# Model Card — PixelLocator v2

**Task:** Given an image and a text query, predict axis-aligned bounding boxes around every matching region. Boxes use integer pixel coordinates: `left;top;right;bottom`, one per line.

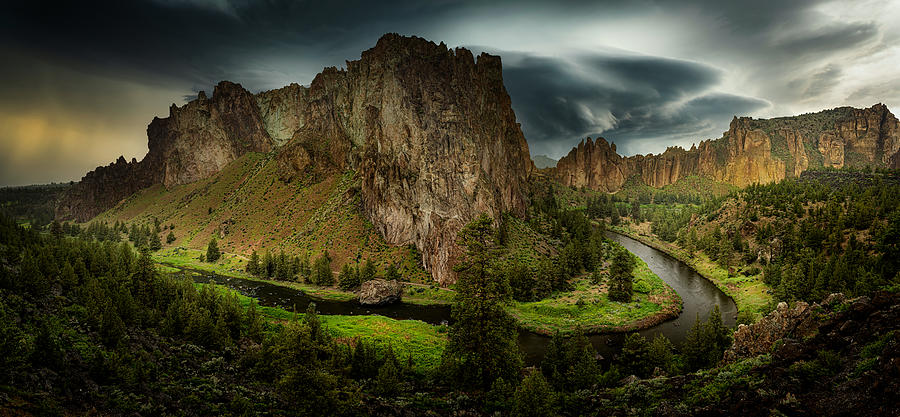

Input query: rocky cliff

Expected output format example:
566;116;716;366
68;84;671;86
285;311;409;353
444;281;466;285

57;81;275;221
260;34;533;284
556;104;900;191
57;34;533;285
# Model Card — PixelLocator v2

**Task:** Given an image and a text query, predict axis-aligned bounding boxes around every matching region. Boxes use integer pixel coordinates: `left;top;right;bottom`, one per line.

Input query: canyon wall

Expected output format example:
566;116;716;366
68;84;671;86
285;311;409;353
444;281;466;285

57;34;533;285
264;34;533;284
555;104;900;191
57;81;275;221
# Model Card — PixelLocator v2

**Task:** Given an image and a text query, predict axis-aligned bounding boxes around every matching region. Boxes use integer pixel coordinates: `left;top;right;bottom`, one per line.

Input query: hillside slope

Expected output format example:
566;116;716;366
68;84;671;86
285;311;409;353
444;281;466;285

58;34;535;284
673;169;900;302
93;152;430;281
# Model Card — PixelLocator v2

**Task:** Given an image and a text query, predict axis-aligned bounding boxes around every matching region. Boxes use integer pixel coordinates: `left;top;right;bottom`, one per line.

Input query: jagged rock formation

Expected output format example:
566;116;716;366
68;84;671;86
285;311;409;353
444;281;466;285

57;82;275;220
722;297;828;363
57;34;533;285
556;104;900;191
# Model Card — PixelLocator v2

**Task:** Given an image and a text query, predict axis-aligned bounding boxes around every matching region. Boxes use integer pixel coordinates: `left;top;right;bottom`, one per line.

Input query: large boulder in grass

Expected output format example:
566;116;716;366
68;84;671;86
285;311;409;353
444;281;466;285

358;279;403;306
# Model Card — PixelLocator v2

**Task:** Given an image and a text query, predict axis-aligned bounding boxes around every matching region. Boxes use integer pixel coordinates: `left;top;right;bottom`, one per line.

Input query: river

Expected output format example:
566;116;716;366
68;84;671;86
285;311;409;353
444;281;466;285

182;230;737;365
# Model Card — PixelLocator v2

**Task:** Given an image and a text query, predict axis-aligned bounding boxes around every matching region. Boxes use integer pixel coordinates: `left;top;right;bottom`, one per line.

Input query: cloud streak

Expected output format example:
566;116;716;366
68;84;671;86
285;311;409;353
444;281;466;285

0;0;898;185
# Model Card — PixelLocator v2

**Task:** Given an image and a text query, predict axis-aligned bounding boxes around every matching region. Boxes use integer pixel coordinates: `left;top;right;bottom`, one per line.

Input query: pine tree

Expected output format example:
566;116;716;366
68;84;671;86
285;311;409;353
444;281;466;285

351;338;379;379
50;220;62;239
384;263;401;281
276;250;290;280
541;332;568;390
246;300;263;343
360;259;376;282
619;333;651;377
149;230;162;251
338;263;360;290
682;305;732;371
610;205;621;226
312;252;333;286
512;371;556;417
608;246;635;302
100;306;126;347
206;238;221;262
374;347;401;397
648;333;676;374
542;329;599;392
297;253;310;281
133;226;148;249
246;250;260;276
166;231;176;244
263;251;274;278
440;214;522;390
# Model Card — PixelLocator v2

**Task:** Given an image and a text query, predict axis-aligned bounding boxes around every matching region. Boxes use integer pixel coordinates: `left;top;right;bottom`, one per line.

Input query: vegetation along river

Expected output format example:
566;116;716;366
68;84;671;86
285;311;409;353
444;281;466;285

183;231;736;365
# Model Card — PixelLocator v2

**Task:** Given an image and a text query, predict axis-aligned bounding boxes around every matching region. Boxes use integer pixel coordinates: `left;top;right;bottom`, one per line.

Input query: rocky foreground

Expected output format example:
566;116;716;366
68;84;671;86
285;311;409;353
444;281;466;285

588;291;900;416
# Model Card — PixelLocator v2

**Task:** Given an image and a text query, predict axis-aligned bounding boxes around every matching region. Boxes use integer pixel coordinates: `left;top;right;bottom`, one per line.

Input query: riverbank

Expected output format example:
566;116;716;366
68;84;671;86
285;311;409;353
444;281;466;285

161;242;683;336
197;282;447;373
609;225;772;320
153;246;455;305
507;254;682;335
162;240;682;336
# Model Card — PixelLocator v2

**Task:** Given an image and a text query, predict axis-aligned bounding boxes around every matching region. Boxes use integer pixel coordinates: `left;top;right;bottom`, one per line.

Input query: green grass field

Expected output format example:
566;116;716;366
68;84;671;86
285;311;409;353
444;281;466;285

507;254;682;335
200;282;447;373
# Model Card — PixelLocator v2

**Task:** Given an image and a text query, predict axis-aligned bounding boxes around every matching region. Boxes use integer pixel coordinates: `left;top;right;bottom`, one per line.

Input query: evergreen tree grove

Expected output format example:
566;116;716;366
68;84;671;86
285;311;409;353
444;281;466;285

440;213;522;390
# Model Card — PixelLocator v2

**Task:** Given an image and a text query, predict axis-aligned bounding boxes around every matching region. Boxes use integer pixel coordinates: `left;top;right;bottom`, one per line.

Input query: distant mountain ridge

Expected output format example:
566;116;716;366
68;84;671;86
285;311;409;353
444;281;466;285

57;34;534;285
555;104;900;191
532;154;558;169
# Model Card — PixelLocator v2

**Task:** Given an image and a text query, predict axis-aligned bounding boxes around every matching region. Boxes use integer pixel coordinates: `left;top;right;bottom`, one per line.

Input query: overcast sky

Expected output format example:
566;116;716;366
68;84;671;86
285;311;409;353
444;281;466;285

1;0;898;186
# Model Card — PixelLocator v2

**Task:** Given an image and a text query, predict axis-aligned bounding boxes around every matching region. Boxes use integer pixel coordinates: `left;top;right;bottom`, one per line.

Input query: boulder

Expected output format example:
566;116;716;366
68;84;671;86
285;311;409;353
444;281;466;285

358;279;403;306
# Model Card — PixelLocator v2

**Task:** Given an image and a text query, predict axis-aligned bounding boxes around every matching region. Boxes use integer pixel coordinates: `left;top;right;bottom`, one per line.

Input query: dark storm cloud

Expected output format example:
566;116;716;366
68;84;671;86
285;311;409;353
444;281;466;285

0;0;897;185
493;49;769;157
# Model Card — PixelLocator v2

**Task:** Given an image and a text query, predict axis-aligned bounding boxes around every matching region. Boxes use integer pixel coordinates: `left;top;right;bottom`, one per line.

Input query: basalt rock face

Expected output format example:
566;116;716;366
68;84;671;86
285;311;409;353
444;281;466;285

55;156;155;223
58;34;532;285
57;81;275;221
556;104;900;191
722;299;821;363
276;34;532;284
147;81;274;187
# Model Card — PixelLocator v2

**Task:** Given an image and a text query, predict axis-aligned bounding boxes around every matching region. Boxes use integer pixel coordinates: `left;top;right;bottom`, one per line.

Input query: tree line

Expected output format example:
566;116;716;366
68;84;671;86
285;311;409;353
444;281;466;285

0;211;734;415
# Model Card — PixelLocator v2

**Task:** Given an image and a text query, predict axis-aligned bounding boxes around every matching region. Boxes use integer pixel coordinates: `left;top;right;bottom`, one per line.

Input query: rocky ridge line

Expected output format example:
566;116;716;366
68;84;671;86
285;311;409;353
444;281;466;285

554;104;900;191
56;34;533;285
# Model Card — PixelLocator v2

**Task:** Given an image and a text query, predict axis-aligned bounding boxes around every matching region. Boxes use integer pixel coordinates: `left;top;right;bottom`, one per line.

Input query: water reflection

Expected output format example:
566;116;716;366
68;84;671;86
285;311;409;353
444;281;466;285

178;231;736;365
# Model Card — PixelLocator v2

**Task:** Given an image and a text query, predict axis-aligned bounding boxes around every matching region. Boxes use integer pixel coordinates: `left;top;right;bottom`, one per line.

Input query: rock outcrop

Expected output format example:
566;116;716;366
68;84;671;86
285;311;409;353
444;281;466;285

722;299;822;363
57;81;275;221
57;34;533;285
358;279;404;306
592;290;900;416
555;104;900;191
257;34;533;284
